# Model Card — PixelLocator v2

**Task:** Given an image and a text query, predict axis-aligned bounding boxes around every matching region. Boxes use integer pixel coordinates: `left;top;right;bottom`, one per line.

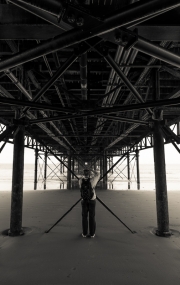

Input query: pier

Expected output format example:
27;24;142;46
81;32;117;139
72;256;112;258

1;0;180;283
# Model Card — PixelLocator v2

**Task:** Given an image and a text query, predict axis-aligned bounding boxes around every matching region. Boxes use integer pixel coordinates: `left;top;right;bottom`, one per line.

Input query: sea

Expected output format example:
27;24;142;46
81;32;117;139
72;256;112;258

0;163;180;191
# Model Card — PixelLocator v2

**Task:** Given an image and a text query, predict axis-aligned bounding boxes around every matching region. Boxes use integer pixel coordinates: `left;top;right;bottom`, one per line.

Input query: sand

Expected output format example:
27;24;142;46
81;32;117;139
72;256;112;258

0;189;180;285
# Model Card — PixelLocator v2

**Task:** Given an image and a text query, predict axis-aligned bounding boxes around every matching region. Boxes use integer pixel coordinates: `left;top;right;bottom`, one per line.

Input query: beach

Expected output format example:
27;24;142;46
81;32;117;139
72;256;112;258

0;189;180;284
1;161;180;284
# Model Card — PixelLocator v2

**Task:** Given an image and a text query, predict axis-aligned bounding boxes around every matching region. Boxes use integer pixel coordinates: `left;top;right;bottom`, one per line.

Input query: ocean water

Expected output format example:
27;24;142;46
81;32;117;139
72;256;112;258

0;163;180;191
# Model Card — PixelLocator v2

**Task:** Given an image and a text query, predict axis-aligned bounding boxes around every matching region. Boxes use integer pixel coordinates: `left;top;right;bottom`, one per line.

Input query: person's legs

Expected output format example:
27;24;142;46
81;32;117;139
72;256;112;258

81;199;89;236
89;199;96;236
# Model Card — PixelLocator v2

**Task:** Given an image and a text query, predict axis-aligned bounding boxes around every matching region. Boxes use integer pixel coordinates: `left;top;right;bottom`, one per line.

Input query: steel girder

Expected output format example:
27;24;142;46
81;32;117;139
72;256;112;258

1;1;180;157
11;0;63;17
1;0;180;72
2;96;180;118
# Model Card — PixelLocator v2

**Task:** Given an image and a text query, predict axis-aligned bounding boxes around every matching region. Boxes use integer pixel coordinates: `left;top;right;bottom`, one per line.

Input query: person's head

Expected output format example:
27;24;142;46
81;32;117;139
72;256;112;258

83;169;90;177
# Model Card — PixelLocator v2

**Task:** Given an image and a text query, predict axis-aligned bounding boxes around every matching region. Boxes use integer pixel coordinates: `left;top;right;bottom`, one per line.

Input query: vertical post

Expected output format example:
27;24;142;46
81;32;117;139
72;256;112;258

72;156;75;189
62;157;65;174
72;156;75;179
127;152;130;189
44;151;48;190
177;122;180;136
60;156;62;174
153;120;171;237
100;157;103;177
34;148;38;190
99;156;103;189
103;151;107;189
9;125;25;236
110;156;114;174
67;152;71;189
136;150;140;190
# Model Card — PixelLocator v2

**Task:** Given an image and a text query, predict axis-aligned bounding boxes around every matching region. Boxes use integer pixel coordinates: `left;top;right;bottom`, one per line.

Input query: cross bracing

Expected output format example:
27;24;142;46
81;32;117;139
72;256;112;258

1;1;180;163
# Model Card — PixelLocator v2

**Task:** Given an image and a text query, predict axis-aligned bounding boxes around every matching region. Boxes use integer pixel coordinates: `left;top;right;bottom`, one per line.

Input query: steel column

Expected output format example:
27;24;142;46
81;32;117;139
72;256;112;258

72;156;75;179
136;150;140;190
44;151;48;190
109;157;113;174
60;156;63;174
103;151;107;189
67;152;72;189
127;153;130;189
34;149;38;190
153;121;171;237
9;126;25;236
177;122;180;136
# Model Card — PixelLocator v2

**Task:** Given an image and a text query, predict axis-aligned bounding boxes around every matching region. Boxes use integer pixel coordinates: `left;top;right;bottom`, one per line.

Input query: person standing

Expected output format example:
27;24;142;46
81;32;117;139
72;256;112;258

79;168;100;238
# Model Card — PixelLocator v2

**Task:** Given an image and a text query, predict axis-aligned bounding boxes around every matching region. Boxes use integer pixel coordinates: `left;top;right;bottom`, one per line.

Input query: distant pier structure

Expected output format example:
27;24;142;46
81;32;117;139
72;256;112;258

1;0;180;237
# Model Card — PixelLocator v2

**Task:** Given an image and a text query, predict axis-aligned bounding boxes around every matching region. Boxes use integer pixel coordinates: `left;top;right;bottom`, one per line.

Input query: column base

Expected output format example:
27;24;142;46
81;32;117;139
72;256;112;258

155;229;172;237
8;228;24;237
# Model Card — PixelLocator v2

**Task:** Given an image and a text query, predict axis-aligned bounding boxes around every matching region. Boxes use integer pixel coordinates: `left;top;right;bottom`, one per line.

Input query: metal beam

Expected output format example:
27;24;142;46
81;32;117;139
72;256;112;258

27;126;79;179
22;53;78;114
9;125;25;236
5;1;67;37
0;6;177;41
11;0;63;17
99;115;148;125
96;49;152;113
96;84;123;104
2;95;180;118
0;96;76;113
58;86;83;106
153;120;171;237
134;35;180;68
0;125;16;142
1;0;180;71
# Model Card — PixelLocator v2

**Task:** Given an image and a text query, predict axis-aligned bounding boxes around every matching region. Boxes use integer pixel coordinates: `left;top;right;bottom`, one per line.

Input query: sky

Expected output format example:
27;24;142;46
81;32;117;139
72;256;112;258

0;141;180;165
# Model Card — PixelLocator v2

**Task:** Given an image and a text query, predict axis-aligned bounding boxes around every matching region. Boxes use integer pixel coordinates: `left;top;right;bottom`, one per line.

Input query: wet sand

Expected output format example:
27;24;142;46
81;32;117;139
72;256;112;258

0;189;180;284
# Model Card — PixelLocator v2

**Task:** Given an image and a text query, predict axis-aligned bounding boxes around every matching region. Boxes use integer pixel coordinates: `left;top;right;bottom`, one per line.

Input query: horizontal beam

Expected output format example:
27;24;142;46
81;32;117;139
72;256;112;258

6;1;69;30
13;0;63;17
134;26;180;41
0;96;76;113
101;115;149;125
2;94;180;120
0;25;62;40
39;134;128;138
1;24;180;41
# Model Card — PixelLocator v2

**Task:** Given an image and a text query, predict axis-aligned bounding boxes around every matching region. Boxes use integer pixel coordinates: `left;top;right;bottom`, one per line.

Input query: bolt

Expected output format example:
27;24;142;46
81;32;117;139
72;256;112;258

76;17;84;26
114;34;122;43
67;14;75;24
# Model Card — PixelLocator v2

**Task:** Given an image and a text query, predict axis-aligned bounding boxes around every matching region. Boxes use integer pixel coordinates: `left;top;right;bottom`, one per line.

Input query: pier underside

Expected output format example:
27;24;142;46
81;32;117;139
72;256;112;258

1;1;180;236
1;0;180;159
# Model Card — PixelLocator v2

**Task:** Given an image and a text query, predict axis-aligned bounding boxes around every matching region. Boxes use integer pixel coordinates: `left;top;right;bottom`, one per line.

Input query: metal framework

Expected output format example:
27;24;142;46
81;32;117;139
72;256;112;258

0;0;180;168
